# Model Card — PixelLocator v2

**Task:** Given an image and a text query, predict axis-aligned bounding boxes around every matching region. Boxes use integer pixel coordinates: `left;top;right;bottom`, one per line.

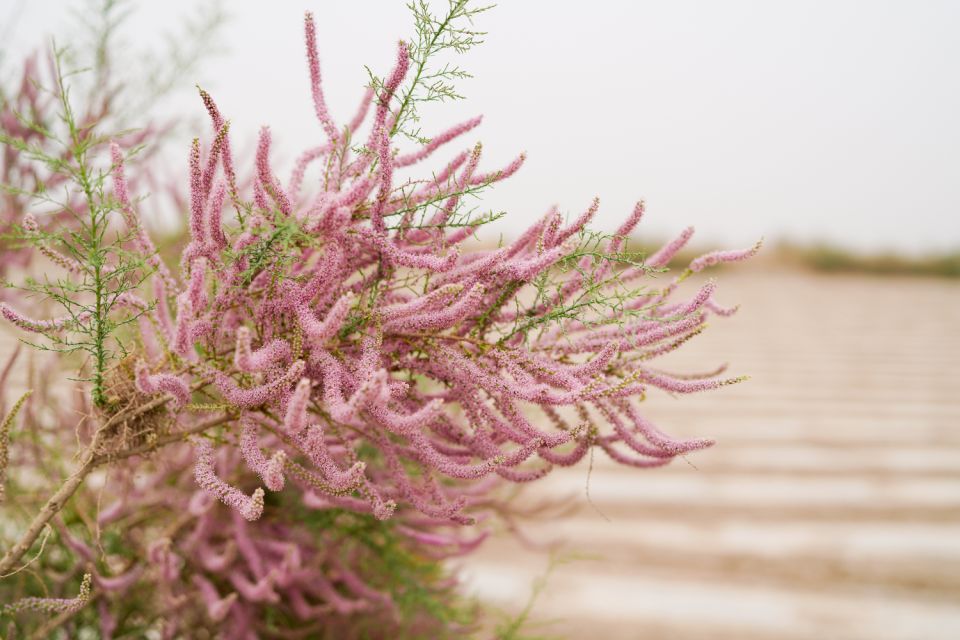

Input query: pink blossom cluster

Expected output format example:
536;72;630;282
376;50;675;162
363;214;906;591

0;11;756;636
118;11;754;531
50;446;476;639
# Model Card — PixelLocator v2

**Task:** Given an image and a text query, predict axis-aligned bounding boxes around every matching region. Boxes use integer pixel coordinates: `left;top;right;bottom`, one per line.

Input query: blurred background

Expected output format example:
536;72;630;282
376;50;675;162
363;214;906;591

3;1;959;638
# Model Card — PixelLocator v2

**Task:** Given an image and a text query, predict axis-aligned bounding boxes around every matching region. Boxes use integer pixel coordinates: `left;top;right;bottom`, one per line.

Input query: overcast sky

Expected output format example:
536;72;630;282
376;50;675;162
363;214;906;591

5;1;960;253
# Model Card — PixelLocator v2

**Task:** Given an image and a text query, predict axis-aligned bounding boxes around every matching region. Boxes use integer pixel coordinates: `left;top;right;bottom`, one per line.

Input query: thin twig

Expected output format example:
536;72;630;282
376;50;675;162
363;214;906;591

0;403;229;576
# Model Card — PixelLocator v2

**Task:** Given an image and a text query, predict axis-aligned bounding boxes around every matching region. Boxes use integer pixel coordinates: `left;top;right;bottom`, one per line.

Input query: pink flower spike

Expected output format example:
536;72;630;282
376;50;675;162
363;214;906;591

93;566;143;592
228;568;279;603
240;415;287;491
383;283;484;332
288;144;331;202
554;197;600;246
379;41;410;114
379;237;460;272
367;40;410;235
297;293;353;346
598;438;673;468
192;575;238;623
187;256;209;311
3;574;92;616
21;212;84;273
395;116;483;167
348;86;374;133
706;298;739;317
303;12;341;143
0;303;90;333
134;360;190;408
639;369;745;394
689;239;762;272
469;152;525;186
212;359;305;408
111;143;176;290
568;341;619;378
188;138;205;243
172;293;194;356
256;127;293;216
607;200;645;256
193;439;265;521
284;378;312;435
301;424;367;490
646;226;695;269
617;399;716;455
382;283;463;321
672;279;716;317
234;326;292;373
198;87;239;198
201;121;229;200
206;180;228;253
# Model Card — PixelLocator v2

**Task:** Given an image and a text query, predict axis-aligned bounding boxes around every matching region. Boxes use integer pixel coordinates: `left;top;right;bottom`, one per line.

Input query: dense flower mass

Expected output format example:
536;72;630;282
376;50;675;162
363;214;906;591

0;6;756;638
111;11;756;530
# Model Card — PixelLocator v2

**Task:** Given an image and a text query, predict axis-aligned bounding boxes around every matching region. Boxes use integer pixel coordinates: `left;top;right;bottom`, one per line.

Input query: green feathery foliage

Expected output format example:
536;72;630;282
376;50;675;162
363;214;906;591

2;47;151;407
368;0;493;144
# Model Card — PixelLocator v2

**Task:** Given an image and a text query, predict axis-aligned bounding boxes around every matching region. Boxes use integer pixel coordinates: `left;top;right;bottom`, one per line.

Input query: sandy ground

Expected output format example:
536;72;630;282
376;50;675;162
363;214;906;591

462;267;960;639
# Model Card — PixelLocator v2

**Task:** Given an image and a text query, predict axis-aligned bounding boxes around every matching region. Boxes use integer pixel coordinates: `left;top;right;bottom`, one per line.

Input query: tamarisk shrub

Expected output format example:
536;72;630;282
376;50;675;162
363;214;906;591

0;1;758;637
119;7;756;529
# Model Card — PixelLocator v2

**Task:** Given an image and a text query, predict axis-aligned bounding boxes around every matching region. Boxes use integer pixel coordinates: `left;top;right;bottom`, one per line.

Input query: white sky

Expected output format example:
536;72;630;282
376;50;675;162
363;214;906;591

4;0;960;254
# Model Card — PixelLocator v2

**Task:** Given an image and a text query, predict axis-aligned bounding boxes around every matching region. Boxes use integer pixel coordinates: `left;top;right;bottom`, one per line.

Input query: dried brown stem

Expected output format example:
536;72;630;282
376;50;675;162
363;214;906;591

0;398;231;577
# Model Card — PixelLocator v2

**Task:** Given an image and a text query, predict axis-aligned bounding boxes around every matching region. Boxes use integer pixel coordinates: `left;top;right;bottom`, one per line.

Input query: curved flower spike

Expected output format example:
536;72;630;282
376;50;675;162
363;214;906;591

303;12;340;143
21;212;84;273
284;377;312;435
194;439;265;521
187;256;209;311
689;239;763;272
301;424;367;491
468;151;526;186
229;568;280;603
234;326;292;373
207;180;229;253
646;226;695;269
3;573;92;615
256;127;293;216
172;293;195;356
197;87;238;197
397;116;484;167
297;293;353;346
0;303;91;333
553;197;600;247
134;360;190;409
192;574;238;623
211;359;305;408
93;566;143;592
369;40;410;237
147;538;181;584
239;416;287;491
384;283;484;333
381;283;464;321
